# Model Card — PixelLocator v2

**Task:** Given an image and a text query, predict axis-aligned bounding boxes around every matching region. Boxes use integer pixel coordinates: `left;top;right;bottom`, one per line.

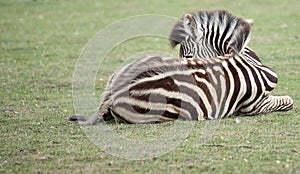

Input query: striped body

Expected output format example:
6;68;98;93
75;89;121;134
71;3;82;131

69;10;293;124
82;54;292;124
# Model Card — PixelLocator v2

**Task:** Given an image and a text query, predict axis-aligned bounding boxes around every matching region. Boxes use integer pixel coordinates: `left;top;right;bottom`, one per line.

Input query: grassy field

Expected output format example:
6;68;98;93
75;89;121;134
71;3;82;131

1;0;299;173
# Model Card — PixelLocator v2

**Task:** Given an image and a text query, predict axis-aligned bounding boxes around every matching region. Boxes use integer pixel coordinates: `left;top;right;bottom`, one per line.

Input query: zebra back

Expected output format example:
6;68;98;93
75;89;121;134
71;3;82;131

169;10;251;57
108;54;281;123
70;53;293;124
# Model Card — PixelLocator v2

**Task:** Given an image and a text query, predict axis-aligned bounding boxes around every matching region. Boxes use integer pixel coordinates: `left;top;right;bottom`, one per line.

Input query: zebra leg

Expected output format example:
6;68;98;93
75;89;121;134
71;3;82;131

241;95;294;115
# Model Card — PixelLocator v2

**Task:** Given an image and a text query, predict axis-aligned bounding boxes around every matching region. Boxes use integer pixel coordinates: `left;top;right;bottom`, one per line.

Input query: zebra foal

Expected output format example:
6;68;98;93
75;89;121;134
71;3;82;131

70;10;294;124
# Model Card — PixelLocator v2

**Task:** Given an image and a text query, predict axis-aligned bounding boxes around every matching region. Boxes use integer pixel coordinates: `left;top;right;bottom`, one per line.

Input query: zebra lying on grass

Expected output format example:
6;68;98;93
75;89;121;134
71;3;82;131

69;10;293;124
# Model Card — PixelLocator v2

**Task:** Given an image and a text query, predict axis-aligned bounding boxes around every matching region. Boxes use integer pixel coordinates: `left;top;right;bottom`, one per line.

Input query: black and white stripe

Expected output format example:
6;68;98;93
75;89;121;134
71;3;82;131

169;10;252;58
69;10;293;124
70;54;293;124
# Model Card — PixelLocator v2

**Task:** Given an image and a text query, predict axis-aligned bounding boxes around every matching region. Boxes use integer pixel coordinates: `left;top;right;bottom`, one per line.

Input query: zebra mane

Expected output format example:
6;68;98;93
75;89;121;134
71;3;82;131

169;9;251;55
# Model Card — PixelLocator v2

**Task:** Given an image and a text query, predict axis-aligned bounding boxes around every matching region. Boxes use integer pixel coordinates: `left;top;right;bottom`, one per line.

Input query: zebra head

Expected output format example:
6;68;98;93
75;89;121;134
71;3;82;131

169;10;252;58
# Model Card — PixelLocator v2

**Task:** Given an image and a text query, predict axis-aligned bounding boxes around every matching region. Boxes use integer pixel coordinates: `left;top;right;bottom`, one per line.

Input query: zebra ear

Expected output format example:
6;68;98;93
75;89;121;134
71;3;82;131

183;14;197;37
228;21;251;54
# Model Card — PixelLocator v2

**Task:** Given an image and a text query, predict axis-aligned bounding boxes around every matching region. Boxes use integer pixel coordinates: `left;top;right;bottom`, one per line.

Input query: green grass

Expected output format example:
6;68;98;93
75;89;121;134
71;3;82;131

1;0;300;173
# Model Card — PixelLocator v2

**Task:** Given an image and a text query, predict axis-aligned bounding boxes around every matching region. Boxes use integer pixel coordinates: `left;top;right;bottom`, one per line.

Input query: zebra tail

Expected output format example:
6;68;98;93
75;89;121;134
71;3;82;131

69;74;115;125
